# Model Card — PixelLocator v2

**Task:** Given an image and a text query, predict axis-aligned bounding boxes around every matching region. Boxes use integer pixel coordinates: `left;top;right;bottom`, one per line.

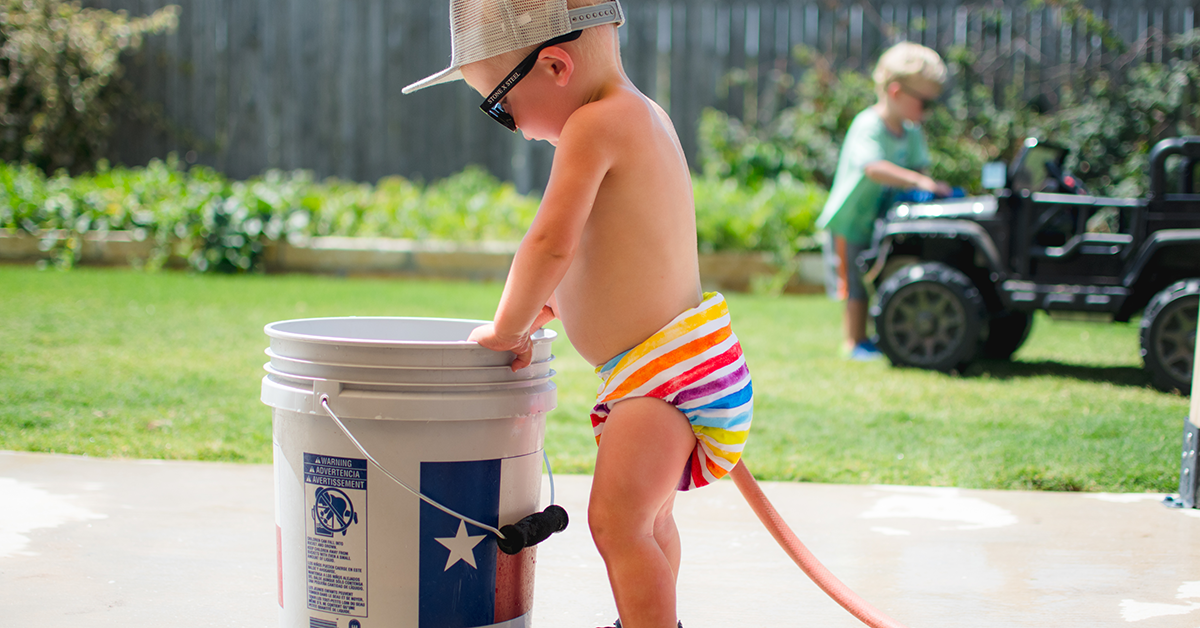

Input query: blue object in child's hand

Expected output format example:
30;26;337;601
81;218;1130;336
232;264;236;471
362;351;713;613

894;187;966;203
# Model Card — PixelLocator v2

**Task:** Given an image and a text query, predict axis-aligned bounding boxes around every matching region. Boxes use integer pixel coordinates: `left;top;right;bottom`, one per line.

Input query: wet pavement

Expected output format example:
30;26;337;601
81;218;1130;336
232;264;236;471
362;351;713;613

2;450;1199;627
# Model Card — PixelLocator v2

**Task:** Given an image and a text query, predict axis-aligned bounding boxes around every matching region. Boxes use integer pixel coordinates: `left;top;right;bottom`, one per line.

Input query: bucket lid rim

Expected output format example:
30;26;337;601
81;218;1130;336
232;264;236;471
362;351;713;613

263;347;555;371
263;316;557;347
263;363;555;388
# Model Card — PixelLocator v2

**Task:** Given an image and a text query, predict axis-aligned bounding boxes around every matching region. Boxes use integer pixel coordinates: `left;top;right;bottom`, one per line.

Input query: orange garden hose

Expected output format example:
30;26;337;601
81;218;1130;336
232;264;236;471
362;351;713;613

730;461;910;628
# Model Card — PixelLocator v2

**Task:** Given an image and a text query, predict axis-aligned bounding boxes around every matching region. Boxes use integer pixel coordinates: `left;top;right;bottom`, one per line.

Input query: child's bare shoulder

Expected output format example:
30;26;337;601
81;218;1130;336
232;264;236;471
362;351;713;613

565;88;670;143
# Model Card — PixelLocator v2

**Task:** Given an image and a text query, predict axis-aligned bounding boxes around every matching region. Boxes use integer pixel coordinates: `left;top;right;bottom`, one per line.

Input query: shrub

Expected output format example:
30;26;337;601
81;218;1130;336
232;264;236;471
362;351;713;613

1;158;822;273
694;173;825;259
698;62;876;190
699;26;1200;199
0;0;179;175
0;160;544;271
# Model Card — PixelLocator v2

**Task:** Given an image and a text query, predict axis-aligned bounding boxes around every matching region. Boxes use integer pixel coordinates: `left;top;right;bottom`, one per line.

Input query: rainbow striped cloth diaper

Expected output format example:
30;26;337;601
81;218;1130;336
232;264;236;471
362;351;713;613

590;292;753;490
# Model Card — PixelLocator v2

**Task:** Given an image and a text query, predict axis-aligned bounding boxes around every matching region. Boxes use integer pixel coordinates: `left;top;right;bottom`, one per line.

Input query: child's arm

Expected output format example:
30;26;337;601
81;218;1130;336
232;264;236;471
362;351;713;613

864;160;952;197
468;109;614;369
469;302;558;370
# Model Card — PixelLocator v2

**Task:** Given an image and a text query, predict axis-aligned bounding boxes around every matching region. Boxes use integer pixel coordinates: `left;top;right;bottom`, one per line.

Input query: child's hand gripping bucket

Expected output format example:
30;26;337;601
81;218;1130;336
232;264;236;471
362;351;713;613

262;317;557;628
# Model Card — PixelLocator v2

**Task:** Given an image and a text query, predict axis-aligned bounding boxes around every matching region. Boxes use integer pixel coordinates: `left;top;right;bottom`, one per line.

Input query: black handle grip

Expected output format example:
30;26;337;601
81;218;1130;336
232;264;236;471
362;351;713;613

496;505;569;555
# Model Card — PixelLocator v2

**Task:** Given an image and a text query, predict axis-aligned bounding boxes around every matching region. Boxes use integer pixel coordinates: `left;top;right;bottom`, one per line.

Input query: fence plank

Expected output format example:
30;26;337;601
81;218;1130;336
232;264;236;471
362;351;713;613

89;0;1200;191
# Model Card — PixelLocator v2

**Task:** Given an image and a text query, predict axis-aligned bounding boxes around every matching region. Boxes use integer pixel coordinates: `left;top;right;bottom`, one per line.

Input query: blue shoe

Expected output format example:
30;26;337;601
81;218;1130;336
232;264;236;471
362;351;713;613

848;340;882;361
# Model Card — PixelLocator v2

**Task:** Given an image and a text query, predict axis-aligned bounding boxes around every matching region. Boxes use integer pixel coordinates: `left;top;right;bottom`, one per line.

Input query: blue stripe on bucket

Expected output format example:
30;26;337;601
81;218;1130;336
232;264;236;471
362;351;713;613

419;459;501;628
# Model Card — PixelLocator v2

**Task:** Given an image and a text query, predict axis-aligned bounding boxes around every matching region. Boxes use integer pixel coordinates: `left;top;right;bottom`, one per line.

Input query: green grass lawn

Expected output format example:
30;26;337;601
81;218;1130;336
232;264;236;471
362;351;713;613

0;266;1189;492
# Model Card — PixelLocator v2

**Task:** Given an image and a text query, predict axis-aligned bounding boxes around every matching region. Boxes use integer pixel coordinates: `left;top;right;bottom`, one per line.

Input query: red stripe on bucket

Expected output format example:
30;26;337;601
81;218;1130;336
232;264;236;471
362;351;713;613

494;546;536;622
276;524;284;608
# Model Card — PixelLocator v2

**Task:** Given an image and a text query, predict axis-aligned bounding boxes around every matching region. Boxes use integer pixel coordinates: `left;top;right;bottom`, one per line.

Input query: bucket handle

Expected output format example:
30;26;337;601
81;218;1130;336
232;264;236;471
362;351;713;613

318;394;507;539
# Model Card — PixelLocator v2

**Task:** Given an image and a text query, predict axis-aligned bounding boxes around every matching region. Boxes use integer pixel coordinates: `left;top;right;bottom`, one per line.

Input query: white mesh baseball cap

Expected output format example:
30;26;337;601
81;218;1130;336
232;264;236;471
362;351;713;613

403;0;625;94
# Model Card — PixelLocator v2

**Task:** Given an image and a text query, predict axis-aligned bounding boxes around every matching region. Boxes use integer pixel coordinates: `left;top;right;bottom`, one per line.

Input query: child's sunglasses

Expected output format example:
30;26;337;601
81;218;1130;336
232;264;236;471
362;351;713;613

897;83;939;111
480;30;584;132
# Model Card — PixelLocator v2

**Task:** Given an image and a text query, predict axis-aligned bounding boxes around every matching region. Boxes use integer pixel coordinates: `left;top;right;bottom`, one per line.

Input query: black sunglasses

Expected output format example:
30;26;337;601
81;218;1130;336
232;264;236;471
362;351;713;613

480;30;583;132
897;83;938;111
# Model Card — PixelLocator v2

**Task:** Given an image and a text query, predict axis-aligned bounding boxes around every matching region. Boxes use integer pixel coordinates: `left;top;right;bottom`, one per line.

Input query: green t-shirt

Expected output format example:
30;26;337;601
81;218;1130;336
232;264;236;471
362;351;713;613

817;107;930;245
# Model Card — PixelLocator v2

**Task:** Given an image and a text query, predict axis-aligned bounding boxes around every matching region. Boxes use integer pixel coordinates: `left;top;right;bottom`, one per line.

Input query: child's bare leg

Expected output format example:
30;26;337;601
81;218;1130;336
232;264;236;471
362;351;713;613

846;297;869;347
654;491;681;583
836;236;869;349
589;397;696;628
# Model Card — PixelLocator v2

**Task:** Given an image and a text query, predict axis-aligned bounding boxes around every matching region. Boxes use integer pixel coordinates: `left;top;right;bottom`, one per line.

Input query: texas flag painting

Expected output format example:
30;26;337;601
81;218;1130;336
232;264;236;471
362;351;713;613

418;458;536;628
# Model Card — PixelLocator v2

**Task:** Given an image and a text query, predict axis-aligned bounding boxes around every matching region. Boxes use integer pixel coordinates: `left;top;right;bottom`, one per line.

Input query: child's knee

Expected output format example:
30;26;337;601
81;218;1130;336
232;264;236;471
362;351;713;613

588;486;678;551
587;500;624;554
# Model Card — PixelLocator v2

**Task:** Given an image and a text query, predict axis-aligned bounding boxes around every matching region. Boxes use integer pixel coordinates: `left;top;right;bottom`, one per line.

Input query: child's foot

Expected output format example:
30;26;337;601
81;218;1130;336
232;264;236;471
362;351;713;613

846;340;883;361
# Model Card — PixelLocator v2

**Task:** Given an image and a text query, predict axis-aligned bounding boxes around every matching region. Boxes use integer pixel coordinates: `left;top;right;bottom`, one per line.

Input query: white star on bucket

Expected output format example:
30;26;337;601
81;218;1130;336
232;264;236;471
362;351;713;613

435;520;485;571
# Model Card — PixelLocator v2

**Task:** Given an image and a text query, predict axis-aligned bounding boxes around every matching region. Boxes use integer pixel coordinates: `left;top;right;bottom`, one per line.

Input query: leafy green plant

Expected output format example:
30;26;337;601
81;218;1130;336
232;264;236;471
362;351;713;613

304;167;541;242
698;59;876;190
0;0;179;175
692;173;827;294
2;158;817;273
0;160;547;271
694;173;825;257
1030;34;1200;197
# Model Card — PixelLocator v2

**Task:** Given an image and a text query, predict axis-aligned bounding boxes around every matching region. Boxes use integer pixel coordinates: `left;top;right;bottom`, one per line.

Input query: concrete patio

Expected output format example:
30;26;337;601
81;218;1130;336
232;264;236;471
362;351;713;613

2;450;1198;627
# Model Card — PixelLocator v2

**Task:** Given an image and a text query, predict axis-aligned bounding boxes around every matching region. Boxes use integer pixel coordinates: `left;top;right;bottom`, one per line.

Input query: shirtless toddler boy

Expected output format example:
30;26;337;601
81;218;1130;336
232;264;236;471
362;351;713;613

403;2;754;626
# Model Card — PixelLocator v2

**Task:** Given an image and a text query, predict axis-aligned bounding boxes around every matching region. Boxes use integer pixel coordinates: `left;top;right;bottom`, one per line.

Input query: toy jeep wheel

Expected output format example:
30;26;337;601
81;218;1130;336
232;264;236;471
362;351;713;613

981;311;1034;360
1140;279;1198;394
872;262;985;372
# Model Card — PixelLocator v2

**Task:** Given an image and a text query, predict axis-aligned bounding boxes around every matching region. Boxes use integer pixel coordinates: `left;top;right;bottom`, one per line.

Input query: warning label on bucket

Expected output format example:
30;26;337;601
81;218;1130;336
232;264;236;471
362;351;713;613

304;453;368;618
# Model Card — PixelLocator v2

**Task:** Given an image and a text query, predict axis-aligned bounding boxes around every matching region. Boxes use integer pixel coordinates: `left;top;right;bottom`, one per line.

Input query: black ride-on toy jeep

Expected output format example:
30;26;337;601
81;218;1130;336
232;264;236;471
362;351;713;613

861;137;1200;393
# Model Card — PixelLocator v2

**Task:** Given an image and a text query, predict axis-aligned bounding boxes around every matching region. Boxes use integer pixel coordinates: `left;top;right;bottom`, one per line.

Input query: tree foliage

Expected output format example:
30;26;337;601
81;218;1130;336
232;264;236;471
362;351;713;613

0;0;178;174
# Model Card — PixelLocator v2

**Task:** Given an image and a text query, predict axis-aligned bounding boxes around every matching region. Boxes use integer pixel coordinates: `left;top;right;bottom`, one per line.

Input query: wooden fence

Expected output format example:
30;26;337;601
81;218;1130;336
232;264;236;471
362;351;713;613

89;0;1200;192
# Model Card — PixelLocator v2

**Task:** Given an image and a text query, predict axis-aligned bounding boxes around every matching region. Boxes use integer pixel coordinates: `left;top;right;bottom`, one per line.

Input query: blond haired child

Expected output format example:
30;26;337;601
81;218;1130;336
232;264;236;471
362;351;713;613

404;2;754;627
817;41;951;360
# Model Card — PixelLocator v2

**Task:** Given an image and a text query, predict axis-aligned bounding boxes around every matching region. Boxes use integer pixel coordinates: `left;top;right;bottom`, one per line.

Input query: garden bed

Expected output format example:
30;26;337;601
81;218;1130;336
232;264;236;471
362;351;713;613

0;229;824;293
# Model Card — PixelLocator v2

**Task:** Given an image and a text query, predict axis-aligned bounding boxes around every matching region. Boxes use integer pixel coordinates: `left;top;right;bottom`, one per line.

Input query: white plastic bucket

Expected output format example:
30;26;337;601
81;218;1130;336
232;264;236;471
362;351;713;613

262;317;557;628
